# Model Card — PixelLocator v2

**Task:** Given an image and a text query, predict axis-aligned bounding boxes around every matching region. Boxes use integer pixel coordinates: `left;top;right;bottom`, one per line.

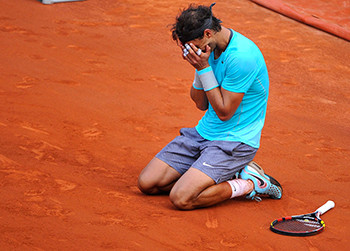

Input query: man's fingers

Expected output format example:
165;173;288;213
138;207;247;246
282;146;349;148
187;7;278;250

189;43;202;56
205;45;211;54
181;44;188;58
183;47;189;57
187;43;198;56
184;43;202;58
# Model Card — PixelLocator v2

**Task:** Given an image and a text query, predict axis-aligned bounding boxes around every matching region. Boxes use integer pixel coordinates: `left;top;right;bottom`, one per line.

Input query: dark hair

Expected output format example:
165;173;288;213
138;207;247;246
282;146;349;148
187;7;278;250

171;3;222;44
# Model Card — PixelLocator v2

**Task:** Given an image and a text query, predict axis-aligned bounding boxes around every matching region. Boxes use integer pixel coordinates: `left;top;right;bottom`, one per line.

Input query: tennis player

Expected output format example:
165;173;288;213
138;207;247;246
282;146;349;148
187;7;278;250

138;3;282;210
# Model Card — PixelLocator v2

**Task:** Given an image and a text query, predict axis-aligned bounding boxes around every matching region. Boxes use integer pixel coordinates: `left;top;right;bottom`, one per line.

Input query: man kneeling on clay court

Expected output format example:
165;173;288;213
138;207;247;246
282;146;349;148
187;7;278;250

138;3;282;210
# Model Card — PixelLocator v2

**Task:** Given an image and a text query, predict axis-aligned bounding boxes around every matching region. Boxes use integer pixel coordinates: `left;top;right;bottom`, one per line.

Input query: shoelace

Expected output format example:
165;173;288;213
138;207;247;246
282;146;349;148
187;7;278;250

251;196;262;202
246;190;262;202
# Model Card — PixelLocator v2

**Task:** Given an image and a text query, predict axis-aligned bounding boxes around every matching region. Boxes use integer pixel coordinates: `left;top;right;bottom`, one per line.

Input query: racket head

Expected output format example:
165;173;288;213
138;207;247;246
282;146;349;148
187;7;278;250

270;213;325;236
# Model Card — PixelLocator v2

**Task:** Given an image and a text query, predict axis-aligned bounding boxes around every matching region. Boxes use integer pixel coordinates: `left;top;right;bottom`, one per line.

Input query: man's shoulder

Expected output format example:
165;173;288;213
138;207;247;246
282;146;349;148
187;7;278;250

228;30;258;51
226;32;261;64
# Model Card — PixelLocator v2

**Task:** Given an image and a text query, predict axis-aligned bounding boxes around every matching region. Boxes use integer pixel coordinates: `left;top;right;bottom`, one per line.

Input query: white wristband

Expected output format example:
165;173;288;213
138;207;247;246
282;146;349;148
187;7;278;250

197;66;219;91
192;70;203;90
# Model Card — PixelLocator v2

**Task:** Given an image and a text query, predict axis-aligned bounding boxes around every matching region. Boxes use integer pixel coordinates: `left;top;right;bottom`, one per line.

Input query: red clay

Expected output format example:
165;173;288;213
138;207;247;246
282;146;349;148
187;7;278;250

0;0;349;250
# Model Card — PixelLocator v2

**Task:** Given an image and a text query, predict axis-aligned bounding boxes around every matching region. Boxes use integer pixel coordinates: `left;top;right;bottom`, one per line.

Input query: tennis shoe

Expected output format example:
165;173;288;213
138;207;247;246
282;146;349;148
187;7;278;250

239;161;282;201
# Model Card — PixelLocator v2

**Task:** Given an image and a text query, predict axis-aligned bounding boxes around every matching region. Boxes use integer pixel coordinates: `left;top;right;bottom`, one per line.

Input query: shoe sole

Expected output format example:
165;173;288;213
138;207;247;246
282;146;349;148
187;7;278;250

248;161;264;173
265;174;283;199
247;161;269;183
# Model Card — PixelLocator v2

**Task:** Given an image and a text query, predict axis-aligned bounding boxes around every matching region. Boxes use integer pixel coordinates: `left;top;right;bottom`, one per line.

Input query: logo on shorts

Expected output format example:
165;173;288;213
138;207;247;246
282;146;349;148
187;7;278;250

203;162;214;168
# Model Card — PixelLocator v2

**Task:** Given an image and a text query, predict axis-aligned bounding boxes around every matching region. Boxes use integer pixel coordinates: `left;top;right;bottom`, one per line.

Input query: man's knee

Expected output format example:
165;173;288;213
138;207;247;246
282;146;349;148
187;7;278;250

137;174;157;194
169;188;194;210
138;158;181;195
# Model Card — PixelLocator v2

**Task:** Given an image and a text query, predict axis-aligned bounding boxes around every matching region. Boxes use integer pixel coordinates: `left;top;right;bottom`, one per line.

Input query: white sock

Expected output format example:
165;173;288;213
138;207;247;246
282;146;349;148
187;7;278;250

227;179;253;199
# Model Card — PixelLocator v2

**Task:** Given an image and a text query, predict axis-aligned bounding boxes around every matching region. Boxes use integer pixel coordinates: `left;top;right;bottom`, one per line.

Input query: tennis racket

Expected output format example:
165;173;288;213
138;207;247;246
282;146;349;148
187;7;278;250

270;200;335;236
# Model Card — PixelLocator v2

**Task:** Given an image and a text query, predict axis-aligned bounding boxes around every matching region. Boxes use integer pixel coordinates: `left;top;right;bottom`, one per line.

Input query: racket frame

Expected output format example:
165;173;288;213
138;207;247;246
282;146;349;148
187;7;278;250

270;212;325;236
270;200;334;236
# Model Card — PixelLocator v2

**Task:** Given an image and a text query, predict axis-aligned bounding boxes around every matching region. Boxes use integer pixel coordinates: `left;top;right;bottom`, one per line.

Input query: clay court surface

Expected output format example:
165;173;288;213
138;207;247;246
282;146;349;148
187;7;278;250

0;0;349;250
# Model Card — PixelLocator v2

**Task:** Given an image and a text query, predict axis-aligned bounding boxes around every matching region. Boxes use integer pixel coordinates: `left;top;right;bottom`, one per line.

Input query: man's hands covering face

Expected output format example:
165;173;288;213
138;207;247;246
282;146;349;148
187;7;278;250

181;43;211;71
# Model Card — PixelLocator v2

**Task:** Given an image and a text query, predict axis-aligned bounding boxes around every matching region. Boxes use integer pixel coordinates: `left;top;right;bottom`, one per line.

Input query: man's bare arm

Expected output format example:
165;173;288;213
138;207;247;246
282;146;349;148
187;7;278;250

190;86;208;111
205;87;243;121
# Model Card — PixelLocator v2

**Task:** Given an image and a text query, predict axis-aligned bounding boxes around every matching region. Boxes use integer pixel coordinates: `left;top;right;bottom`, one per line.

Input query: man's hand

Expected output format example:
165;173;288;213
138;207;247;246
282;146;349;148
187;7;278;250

181;43;211;71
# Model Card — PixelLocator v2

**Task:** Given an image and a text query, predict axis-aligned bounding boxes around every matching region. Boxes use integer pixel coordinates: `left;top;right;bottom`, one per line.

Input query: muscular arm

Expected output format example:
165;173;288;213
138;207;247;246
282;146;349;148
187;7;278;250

190;86;208;111
205;87;244;121
190;82;243;120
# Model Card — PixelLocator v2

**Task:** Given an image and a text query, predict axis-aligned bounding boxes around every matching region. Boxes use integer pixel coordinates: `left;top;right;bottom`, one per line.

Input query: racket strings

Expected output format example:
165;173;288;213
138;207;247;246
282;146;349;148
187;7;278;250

274;218;322;233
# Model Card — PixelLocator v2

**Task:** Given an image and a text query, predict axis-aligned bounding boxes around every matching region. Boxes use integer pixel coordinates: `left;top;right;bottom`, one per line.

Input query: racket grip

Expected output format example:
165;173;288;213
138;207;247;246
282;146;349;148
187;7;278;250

316;200;335;215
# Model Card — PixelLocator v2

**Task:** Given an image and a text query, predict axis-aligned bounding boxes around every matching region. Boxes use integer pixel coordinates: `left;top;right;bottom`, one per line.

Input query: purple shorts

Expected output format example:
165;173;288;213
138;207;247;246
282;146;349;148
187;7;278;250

156;127;258;184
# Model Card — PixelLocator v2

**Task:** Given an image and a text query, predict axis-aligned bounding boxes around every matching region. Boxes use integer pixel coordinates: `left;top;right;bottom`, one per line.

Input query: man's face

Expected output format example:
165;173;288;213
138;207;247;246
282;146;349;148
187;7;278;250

188;31;215;53
190;38;209;52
